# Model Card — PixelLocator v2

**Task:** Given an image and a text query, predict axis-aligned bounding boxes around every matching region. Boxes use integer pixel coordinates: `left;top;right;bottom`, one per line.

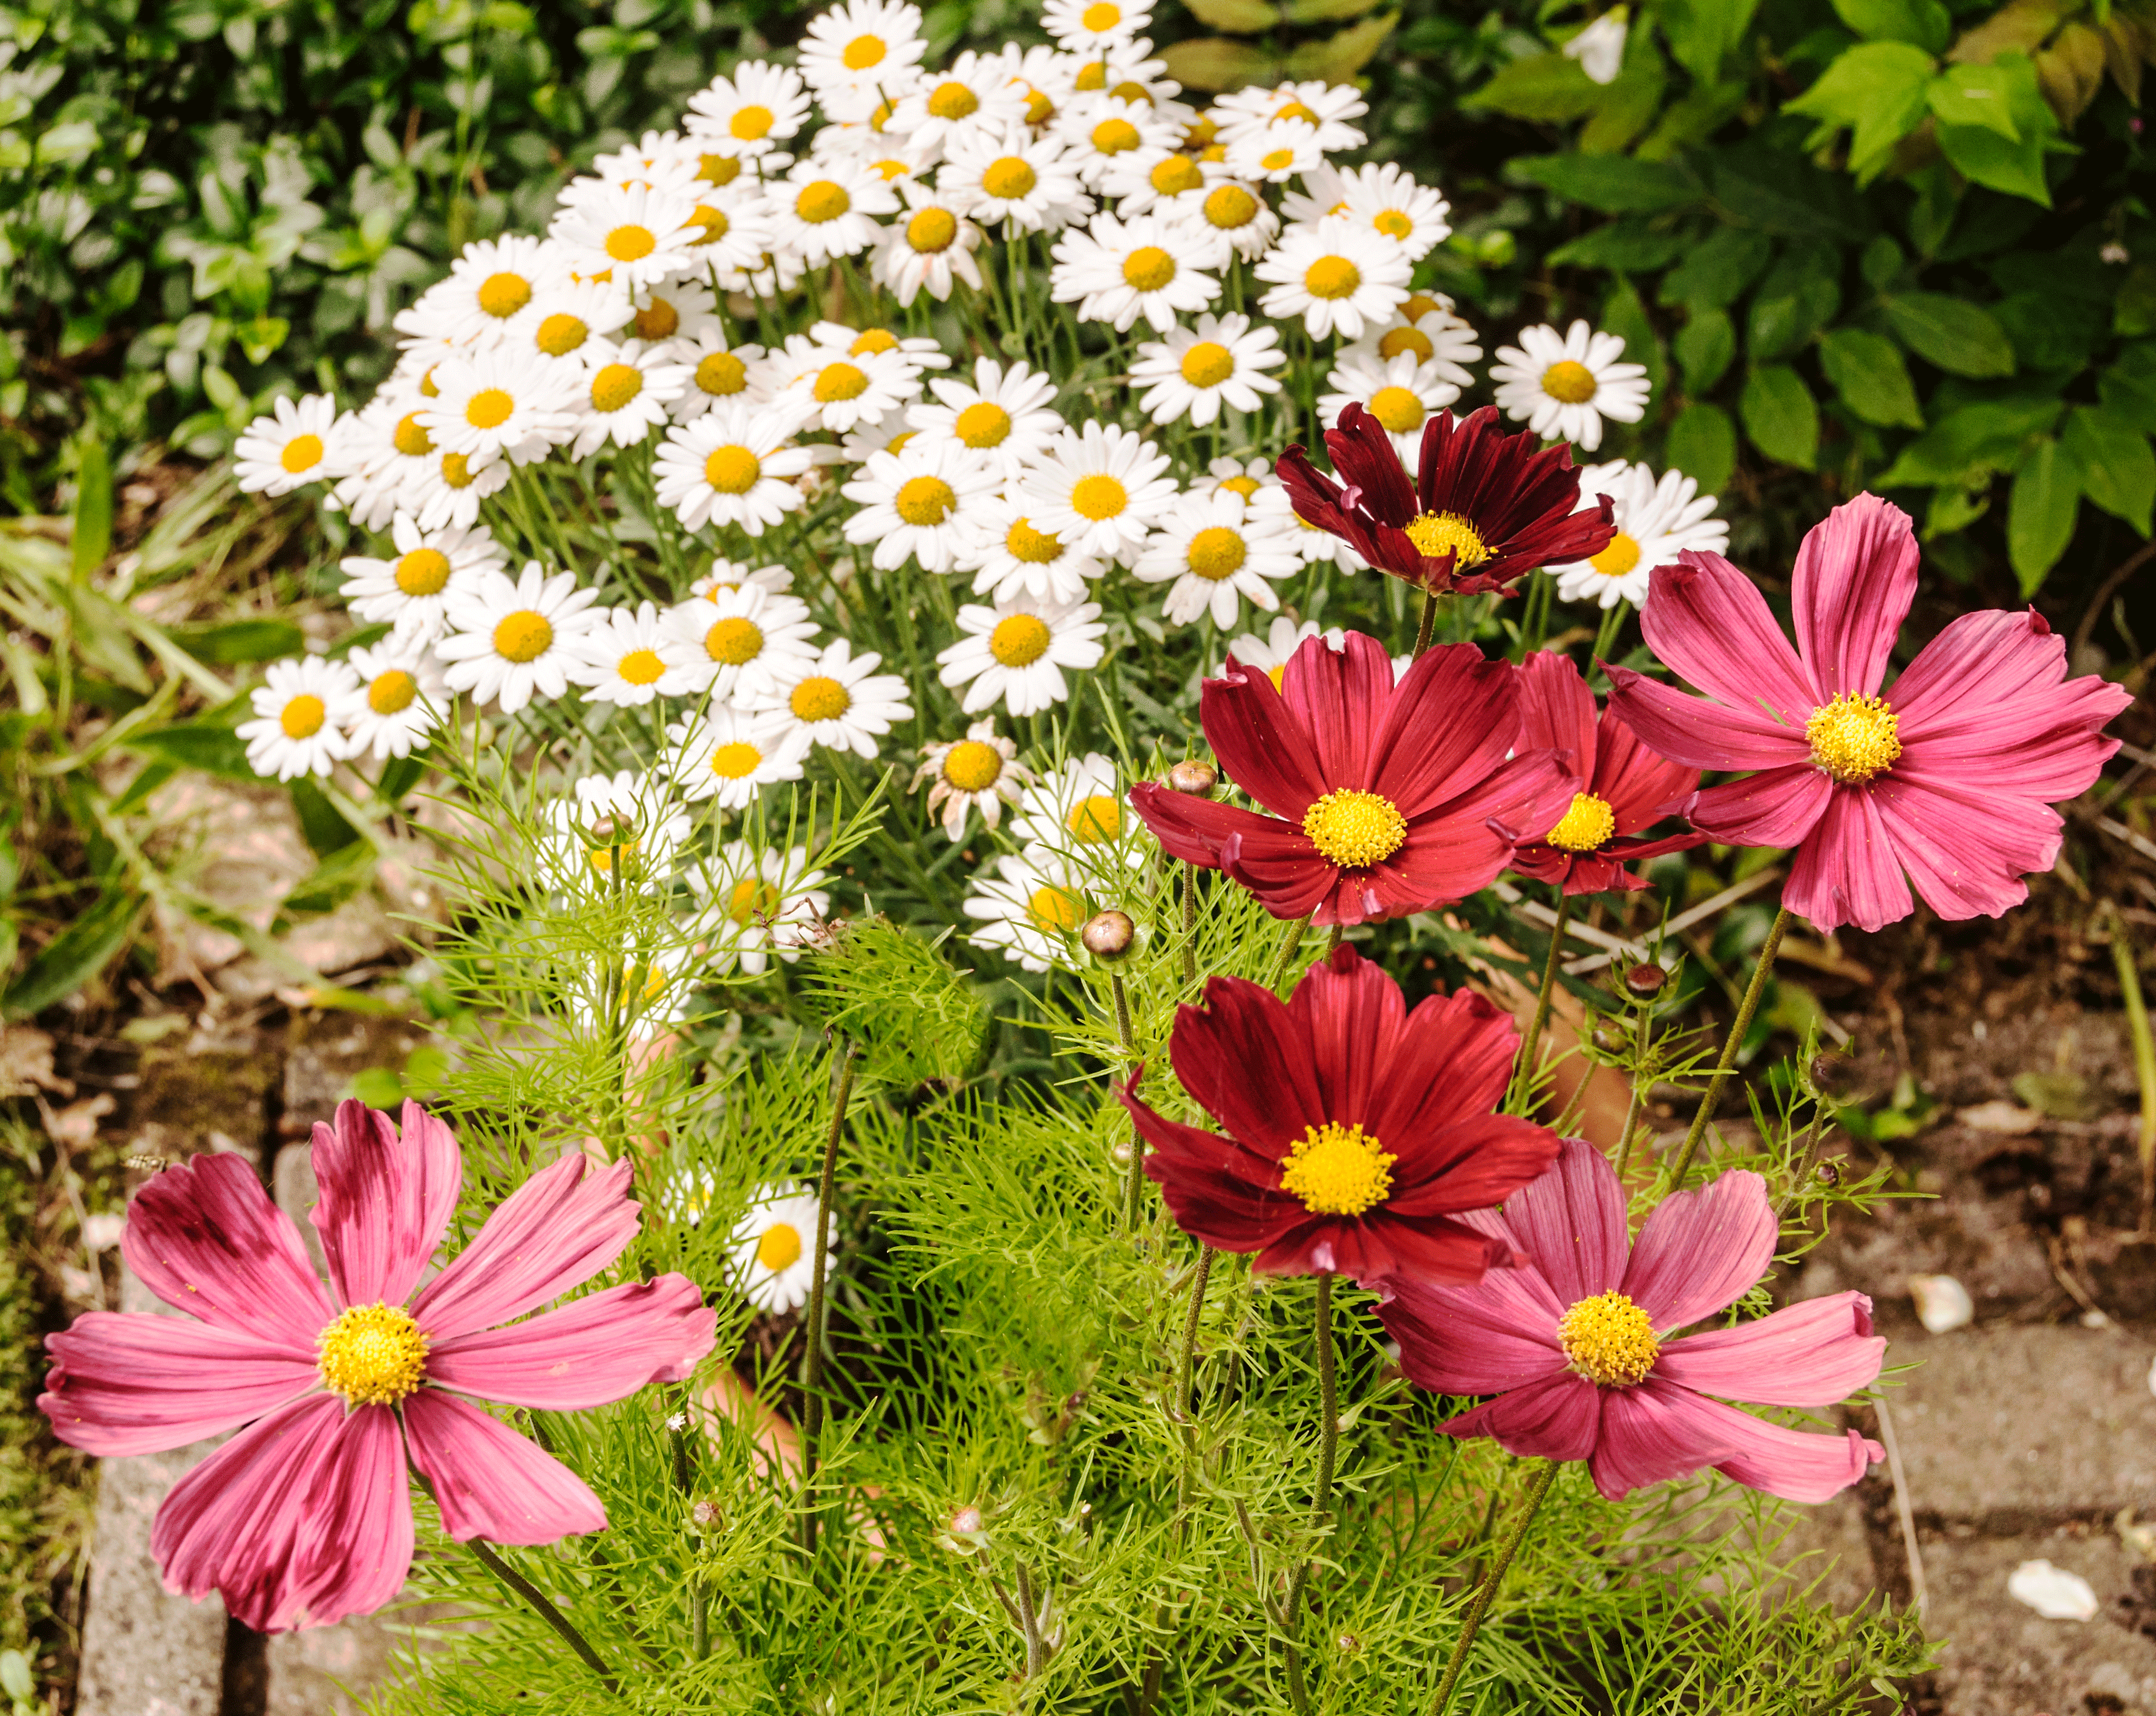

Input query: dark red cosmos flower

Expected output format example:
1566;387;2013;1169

1277;403;1617;597
1508;650;1705;895
1127;631;1577;927
1118;946;1564;1282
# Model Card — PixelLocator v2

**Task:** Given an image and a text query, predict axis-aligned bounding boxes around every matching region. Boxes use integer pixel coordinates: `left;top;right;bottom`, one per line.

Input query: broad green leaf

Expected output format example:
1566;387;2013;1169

2007;436;2085;594
1880;292;2016;376
1831;0;1950;51
282;841;374;918
1740;365;1820;469
1932;53;2059;204
1464;51;1604;118
1675;309;1736;393
1990;291;2106;372
1927;64;2019;139
2062;406;2156;535
376;754;429;804
2;886;143;1019
73;437;113;583
1746;251;1841;361
290;779;363;857
1657;226;1773;310
1578;55;1669;157
2120;265;2156;339
1281;12;1396;80
1665;403;1740;491
1785;42;1935;180
1702;140;1875;241
1157;38;1277;90
1546;221;1690;272
1186;0;1280;31
1659;0;1762;80
1599;276;1667;403
1280;0;1379;18
170;618;307;664
1508;153;1702;214
1818;328;1924;428
129;722;256;781
1872;397;2059;486
2098;343;2156;432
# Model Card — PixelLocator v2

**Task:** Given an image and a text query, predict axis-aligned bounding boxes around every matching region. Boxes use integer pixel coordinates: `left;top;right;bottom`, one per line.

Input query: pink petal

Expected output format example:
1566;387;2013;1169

1789;494;1918;697
152;1394;413;1632
1870;772;2059;922
1496;1136;1628;1307
122;1152;338;1348
1638;552;1821;727
1688;765;1832;848
428;1275;717;1410
1898;712;2124;805
1654;1292;1886;1408
1602;664;1813;772
412;1155;640;1343
1621;1169;1774;1332
1278;629;1399;789
1589;1376;1753;1500
1785;786;1915;933
1643;1385;1881;1501
1515;650;1599;777
40;1312;319;1457
1379;1270;1567;1395
1439;1370;1602;1463
402;1388;608;1543
310;1099;463;1311
1368;645;1524;815
1892;607;2132;745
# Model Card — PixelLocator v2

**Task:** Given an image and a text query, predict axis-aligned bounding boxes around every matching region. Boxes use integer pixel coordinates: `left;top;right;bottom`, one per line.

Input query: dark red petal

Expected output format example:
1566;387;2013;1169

1517;651;1600;775
1128;781;1282;867
1199;665;1333;818
1369;645;1523;816
1592;707;1697;831
1218;823;1350;921
1383;1113;1564;1218
1327;403;1419;526
1278;631;1393;790
1284;945;1406;1129
1364;984;1518;1138
1166;974;1328;1155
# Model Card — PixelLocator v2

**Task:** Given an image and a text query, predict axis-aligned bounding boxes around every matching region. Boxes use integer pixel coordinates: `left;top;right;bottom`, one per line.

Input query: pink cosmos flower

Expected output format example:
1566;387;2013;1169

1604;494;2132;933
1377;1137;1885;1503
39;1100;717;1632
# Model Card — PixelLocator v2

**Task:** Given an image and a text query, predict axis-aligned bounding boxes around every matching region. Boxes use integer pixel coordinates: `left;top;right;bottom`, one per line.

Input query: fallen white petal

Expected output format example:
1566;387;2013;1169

2007;1559;2099;1622
1909;1273;1975;1334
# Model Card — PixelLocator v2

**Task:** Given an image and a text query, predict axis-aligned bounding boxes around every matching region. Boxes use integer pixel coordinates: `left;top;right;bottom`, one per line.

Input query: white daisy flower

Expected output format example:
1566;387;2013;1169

889;49;1031;153
665;706;809;808
1318;349;1463;457
339;516;505;641
963;849;1091;974
799;0;927;97
1131;488;1299;628
1489;320;1651;453
625;278;721;347
1043;0;1152;51
1225;615;1324;688
505;276;636;370
725;1184;829;1314
653;400;822;535
1065;43;1182;110
1018;421;1177;563
1048;210;1217;333
958;489;1108;605
1128;312;1283;426
434;561;603;714
235;394;346;496
410;448;512;532
1000;42;1072;128
570;339;693;458
1010;751;1132;857
840;437;1002;573
1166;175;1278;267
815;321;953;377
941;126;1094;234
1055;93;1179;188
692;844;833;977
913;721;1034;841
715;243;807;301
936;594;1106;717
567;600;697;705
543;768;693;898
839;416;920;465
659;581;822;703
762;639;914;760
584;129;699;197
419;347;583;471
1191;453;1281;504
674;184;778;281
237;656;363;781
548;182;704;293
328;388;439;530
391;233;561;349
1099;144;1207;217
1212;80;1367;153
871;183;986;306
1253;217;1410;341
1223;117;1324;184
666;331;771;422
343;636;448;762
904;357;1064;478
769;339;922;436
684;60;812;159
766;158;900;267
1287;161;1451;261
1565;11;1630;84
691;560;794;601
1339;302;1481;392
1547;460;1727;610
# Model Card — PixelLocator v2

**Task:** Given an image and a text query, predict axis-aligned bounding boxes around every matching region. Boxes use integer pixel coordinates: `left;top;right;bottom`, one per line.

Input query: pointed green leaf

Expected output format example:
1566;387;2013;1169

2007;436;2085;595
1880;292;2016;377
1740;365;1820;469
1819;328;1924;429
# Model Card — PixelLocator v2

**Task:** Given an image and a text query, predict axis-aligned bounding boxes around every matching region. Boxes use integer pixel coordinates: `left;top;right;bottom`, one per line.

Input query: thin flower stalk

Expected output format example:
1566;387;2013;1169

1666;905;1791;1187
1428;1459;1558;1716
469;1537;622;1697
800;1040;861;1553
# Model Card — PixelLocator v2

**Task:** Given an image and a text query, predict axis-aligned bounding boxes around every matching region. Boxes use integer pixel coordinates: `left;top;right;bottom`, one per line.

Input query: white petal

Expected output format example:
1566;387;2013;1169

2005;1559;2099;1622
1907;1273;1973;1334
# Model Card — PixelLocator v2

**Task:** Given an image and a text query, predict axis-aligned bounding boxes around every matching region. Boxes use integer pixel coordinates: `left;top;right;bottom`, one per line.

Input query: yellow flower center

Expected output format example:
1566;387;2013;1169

440;452;475;489
708;740;763;779
584;835;641;876
614;648;665;686
1112;80;1152;105
1023;85;1054;124
393;413;433;457
698;153;741;185
465;388;514;430
1091;118;1141;154
1151;155;1203;195
756;1221;803;1271
1590;532;1641;578
1278;1121;1396;1217
1301;788;1407;869
730;104;775;141
815;361;870;403
1074;60;1107;90
927;80;979;120
1082;0;1121;27
907;207;959;252
1180;341;1235;387
1405;511;1491;567
843;33;886;68
1027;883;1085;931
278;433;324;474
1276;99;1319;124
705;446;761;494
696;351;748;397
1541;360;1598;404
493;611;554;664
886;431;916;454
705;616;764;665
797;180;850;223
606;223;656;262
1378;327;1435;363
1806;693;1901;785
896;475;957;527
1546;791;1616;853
1185;113;1218;147
1122;246;1176;291
791;676;851;722
1366;385;1425;435
1373;208;1413;240
1261;147;1295;172
368;670;417;714
279;694;326;739
633;299;679;340
1007;518;1062;562
1186;526;1245;581
982;157;1038;199
590;362;644;413
852;329;899;356
317;1303;430;1404
688;204;729;244
1304;256;1361;299
942;739;1003;791
947;401;1008;448
1067;793;1123;843
1070;474;1127;520
1403;292;1443;319
395;548;452;596
990;613;1051;667
1204;185;1258;229
1558;1291;1660;1387
477;272;531;318
729;878;783;922
537;312;590;356
417;365;440;397
1218;474;1261;498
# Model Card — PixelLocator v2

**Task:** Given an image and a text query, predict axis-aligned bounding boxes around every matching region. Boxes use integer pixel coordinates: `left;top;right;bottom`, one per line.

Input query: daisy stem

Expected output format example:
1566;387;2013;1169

1586;598;1629;689
800;1039;863;1555
1509;892;1570;1114
1180;858;1199;988
1411;587;1440;661
1428;1458;1559;1716
468;1538;619;1697
1280;1270;1338;1715
1666;905;1793;1188
1266;913;1312;996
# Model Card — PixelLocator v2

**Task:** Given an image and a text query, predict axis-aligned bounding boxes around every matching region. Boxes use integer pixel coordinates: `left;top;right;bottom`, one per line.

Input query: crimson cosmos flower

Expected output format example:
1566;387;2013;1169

1605;495;2133;933
39;1101;717;1631
1118;945;1563;1281
1277;403;1617;596
1379;1138;1886;1502
1508;650;1705;895
1126;630;1578;927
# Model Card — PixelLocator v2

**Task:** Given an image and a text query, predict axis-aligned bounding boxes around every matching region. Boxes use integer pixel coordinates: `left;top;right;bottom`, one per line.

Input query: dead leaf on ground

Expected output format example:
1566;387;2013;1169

1958;1099;2045;1134
0;1025;71;1098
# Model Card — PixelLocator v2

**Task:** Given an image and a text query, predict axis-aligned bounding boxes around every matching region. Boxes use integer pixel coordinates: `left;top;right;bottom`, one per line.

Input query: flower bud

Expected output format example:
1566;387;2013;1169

691;1499;724;1530
949;1505;983;1536
1623;962;1667;999
1082;910;1136;962
1167;758;1218;798
1815;1161;1840;1187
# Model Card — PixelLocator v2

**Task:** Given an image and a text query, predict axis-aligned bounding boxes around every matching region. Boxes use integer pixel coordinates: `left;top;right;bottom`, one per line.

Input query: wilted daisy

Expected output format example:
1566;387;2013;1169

567;601;698;706
942;126;1093;233
235;394;345;496
1056;93;1180;188
905;357;1063;477
889;49;1030;152
1289;161;1451;261
1020;422;1177;563
1131;488;1299;627
338;516;503;640
764;639;914;760
693;843;833;977
238;656;363;781
1254;218;1410;340
768;158;900;267
659;581;821;702
410;447;514;532
727;1184;829;1314
667;331;770;422
436;561;604;715
871;185;986;305
1213;79;1367;152
1170;177;1279;266
505;276;635;370
1319;350;1463;457
1223;117;1324;184
343;638;448;760
570;340;692;457
665;706;809;808
685;60;812;158
840;437;1002;572
771;339;921;436
914;722;1033;840
959;490;1109;605
937;594;1107;717
1490;321;1651;452
542;768;693;898
391;233;558;348
549;182;704;292
420;347;583;470
653;400;822;535
1010;751;1132;856
798;0;927;98
1129;313;1283;426
963;849;1091;973
1049;211;1217;333
1341;302;1481;392
1547;460;1728;609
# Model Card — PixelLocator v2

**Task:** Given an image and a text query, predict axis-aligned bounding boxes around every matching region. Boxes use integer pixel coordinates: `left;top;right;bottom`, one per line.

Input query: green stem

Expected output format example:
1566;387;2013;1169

1112;970;1146;1231
1509;892;1570;1113
469;1538;619;1697
1281;1272;1339;1714
1412;587;1441;660
1428;1460;1559;1716
1666;906;1793;1187
1267;913;1313;996
2105;902;2156;1234
1180;858;1200;988
1612;984;1657;1184
1586;599;1629;688
800;1042;861;1553
1174;1245;1216;1504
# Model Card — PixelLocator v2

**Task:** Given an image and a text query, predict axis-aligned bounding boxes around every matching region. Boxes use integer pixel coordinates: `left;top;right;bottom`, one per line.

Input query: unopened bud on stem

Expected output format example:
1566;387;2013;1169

1082;910;1135;962
1624;962;1667;1000
1166;759;1218;797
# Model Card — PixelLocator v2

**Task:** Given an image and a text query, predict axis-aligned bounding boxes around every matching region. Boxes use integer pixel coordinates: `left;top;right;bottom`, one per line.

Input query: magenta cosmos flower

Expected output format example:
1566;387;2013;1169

1378;1137;1884;1502
1508;650;1704;895
39;1100;717;1631
1128;631;1577;926
1118;946;1563;1282
1605;494;2132;933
